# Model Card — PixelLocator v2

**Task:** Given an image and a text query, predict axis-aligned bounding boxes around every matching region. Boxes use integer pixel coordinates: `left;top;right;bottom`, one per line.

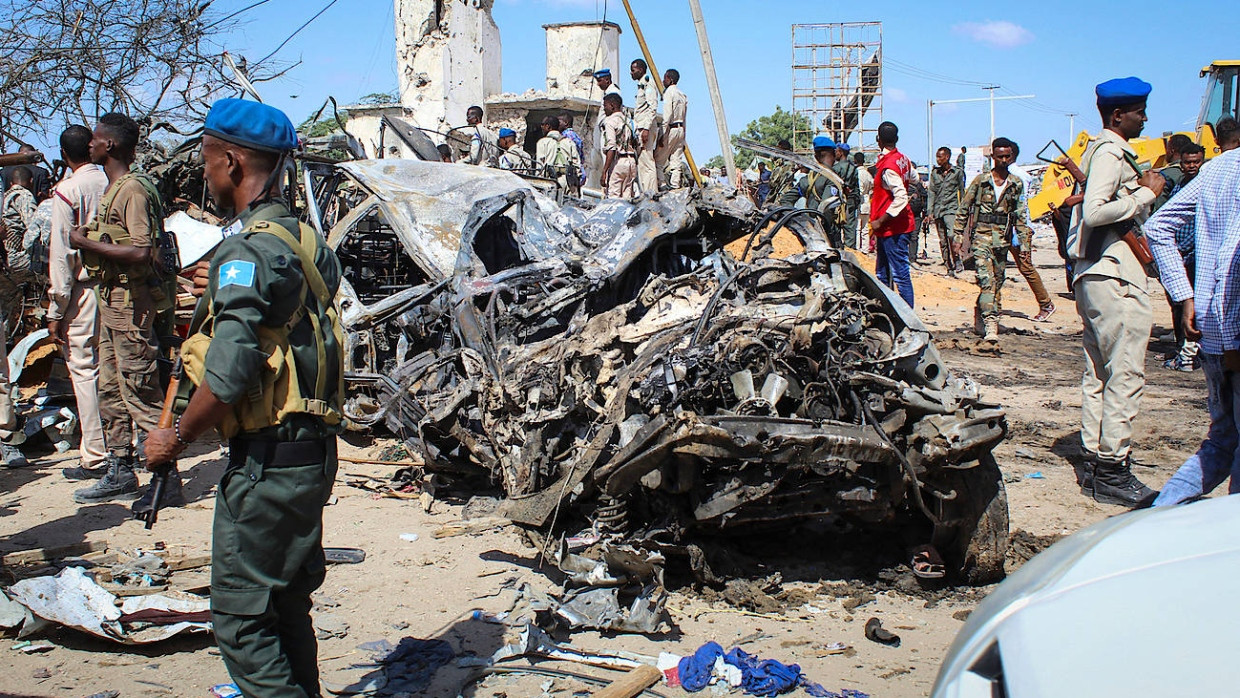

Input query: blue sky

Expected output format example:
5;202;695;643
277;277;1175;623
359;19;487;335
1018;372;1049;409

81;1;1240;165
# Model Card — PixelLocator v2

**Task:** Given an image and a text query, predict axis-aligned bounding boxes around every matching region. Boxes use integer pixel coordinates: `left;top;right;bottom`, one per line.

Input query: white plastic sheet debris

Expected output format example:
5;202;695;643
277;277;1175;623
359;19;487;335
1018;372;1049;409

166;211;224;268
6;566;211;644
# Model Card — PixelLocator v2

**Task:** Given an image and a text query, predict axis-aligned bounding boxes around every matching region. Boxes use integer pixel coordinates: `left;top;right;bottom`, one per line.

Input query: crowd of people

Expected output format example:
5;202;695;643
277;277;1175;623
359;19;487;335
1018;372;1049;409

3;65;1240;696
444;59;693;197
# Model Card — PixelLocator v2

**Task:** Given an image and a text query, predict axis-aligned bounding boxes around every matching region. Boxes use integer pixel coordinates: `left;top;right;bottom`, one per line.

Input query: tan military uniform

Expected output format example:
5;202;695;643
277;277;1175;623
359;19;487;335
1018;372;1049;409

601;112;637;198
94;176;164;461
633;74;661;194
535;130;581;190
1067;128;1156;463
498;143;532;171
659;83;688;189
48;164;109;468
466;126;499;167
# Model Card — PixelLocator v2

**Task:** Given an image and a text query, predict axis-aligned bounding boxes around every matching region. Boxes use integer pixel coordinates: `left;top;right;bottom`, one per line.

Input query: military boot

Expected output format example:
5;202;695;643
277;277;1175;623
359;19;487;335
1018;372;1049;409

2;443;28;468
72;454;139;504
1077;452;1096;497
983;318;1000;342
1093;456;1157;508
973;307;984;337
131;467;186;518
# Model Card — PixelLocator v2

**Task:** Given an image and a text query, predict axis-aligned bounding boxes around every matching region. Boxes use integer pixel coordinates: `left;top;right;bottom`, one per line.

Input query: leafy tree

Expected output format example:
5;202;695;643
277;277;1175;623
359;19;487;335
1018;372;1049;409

703;107;812;172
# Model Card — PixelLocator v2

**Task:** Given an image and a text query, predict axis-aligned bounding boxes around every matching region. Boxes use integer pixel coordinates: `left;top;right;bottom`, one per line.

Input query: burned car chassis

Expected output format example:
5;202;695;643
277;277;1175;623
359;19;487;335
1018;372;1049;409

320;161;1009;594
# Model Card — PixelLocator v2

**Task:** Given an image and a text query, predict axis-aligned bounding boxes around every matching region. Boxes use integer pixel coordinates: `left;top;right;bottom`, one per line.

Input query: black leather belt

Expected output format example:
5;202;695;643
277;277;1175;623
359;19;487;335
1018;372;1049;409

977;212;1010;225
229;438;329;468
667;122;685;128
615;153;636;158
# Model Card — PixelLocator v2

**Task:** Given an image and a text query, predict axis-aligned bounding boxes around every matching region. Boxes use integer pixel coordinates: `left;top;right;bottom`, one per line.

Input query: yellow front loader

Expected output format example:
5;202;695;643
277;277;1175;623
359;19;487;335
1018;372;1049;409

1028;60;1238;220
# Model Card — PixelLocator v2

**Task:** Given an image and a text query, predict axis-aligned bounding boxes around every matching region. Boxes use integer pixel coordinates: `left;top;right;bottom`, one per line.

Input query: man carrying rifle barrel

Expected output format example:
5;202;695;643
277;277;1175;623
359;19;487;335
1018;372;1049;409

145;99;344;697
1065;77;1165;509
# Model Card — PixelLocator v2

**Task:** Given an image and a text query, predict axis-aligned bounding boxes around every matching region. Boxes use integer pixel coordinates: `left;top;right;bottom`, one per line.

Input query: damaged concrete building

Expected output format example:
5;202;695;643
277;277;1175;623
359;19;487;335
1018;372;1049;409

347;0;617;188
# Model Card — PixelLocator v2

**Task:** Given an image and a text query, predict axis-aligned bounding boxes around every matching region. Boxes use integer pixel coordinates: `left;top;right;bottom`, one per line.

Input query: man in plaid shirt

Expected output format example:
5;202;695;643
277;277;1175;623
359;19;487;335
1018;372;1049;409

1145;147;1240;505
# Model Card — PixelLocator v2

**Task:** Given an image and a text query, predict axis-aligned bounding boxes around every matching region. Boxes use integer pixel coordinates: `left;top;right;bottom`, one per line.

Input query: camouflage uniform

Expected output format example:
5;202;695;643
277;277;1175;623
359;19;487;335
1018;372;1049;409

833;158;860;247
954;172;1032;338
768;161;800;207
928;164;965;268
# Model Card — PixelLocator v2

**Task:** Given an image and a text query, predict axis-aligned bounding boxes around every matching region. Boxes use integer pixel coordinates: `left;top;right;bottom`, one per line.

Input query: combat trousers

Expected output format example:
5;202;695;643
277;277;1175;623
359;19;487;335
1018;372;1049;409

212;438;338;698
606;156;637;198
660;126;686;189
1010;245;1052;310
97;314;162;459
1075;274;1151;462
933;214;957;265
973;236;1009;322
63;282;106;467
637;129;659;194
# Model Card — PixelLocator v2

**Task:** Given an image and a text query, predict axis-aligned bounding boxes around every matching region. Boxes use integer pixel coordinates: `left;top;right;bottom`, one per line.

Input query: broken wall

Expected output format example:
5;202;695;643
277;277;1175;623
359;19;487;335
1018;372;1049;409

543;22;621;101
395;0;503;133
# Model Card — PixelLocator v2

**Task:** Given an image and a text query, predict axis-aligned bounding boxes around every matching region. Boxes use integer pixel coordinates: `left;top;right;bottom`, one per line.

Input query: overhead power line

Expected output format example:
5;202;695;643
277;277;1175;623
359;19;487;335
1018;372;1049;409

254;0;341;68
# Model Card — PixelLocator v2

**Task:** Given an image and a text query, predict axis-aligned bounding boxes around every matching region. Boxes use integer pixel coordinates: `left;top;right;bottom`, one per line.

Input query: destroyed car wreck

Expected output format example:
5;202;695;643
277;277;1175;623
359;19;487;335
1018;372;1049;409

310;160;1010;629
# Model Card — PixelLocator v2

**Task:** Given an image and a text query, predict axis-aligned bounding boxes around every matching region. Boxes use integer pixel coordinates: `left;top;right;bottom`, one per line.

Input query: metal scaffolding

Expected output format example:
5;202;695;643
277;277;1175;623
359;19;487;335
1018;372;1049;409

791;22;883;157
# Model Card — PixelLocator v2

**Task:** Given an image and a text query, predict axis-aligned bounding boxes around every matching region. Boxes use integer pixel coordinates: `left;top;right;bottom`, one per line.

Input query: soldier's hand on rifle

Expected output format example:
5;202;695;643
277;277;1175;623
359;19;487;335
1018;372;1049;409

1138;170;1166;197
1056;156;1086;183
188;260;211;298
145;428;184;469
69;226;88;250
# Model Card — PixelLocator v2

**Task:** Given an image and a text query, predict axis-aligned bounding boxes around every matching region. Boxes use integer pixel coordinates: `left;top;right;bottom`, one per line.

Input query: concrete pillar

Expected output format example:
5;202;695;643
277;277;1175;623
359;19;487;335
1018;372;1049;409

543;22;622;101
394;0;503;133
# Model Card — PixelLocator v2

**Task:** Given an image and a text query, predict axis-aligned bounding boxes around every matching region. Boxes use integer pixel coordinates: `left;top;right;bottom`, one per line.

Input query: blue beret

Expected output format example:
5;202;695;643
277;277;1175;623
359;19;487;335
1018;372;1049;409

813;135;836;150
1096;77;1152;107
498;128;516;138
204;98;299;153
594;68;612;78
838;143;851;152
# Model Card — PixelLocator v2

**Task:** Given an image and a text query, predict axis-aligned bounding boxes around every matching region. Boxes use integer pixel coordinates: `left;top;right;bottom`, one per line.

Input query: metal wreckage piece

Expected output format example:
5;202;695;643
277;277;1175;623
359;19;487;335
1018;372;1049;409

313;160;1009;633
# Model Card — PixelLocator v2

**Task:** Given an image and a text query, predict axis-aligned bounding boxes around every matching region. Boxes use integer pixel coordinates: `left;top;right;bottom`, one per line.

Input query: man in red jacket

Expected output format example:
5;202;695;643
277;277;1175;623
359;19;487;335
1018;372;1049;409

869;121;916;307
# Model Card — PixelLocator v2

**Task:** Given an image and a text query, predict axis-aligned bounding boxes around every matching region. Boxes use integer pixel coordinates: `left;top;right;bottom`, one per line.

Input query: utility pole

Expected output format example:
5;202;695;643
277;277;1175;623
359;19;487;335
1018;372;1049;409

619;0;704;187
983;85;1000;144
687;0;736;185
1066;112;1077;144
928;93;1035;156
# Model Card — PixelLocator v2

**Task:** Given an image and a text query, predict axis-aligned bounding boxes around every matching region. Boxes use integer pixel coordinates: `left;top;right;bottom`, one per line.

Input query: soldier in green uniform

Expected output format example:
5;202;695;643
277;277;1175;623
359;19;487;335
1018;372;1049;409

929;146;966;275
766;140;800;208
145;99;344;698
954;137;1031;342
833;143;860;247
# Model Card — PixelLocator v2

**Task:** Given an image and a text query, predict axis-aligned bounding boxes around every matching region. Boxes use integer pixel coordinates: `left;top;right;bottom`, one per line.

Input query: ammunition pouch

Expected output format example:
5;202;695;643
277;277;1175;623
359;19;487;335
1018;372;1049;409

84;172;179;312
180;220;344;439
976;212;1010;226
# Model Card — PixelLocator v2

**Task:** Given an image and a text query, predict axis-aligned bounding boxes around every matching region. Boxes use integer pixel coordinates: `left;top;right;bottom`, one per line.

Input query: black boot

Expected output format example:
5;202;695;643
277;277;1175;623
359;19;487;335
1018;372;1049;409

1077;452;1096;497
131;467;186;517
73;454;139;503
1093;456;1157;508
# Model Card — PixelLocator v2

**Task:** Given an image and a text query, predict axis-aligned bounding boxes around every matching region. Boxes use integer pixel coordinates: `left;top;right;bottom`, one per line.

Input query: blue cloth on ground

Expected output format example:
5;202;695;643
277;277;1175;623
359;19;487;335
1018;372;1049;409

678;641;725;692
725;647;801;697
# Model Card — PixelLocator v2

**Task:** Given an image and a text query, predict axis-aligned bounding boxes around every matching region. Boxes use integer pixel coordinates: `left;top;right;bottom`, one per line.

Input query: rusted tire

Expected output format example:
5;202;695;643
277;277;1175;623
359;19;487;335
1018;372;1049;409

935;453;1009;585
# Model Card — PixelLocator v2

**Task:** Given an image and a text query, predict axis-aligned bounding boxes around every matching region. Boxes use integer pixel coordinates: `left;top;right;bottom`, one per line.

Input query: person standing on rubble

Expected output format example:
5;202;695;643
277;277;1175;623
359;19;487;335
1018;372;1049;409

658;69;689;189
496;128;531;172
929;146;966;275
535;116;581;194
869;121;916;308
954;137;1035;342
463;106;499;168
1065;77;1164;508
145;99;344;698
68;113;183;510
803;136;845;247
0;166;37;468
48;125;109;480
558;113;587;186
600;93;637;199
630;58;662;194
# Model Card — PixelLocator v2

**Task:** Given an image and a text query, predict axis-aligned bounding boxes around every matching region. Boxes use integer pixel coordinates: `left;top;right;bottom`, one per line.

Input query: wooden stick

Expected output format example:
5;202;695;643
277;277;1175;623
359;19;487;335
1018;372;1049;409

1;540;107;566
591;665;663;698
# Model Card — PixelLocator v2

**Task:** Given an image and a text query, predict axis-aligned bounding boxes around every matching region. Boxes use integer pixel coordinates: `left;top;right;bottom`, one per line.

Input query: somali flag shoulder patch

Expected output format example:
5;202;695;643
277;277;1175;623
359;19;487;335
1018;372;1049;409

218;260;256;289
